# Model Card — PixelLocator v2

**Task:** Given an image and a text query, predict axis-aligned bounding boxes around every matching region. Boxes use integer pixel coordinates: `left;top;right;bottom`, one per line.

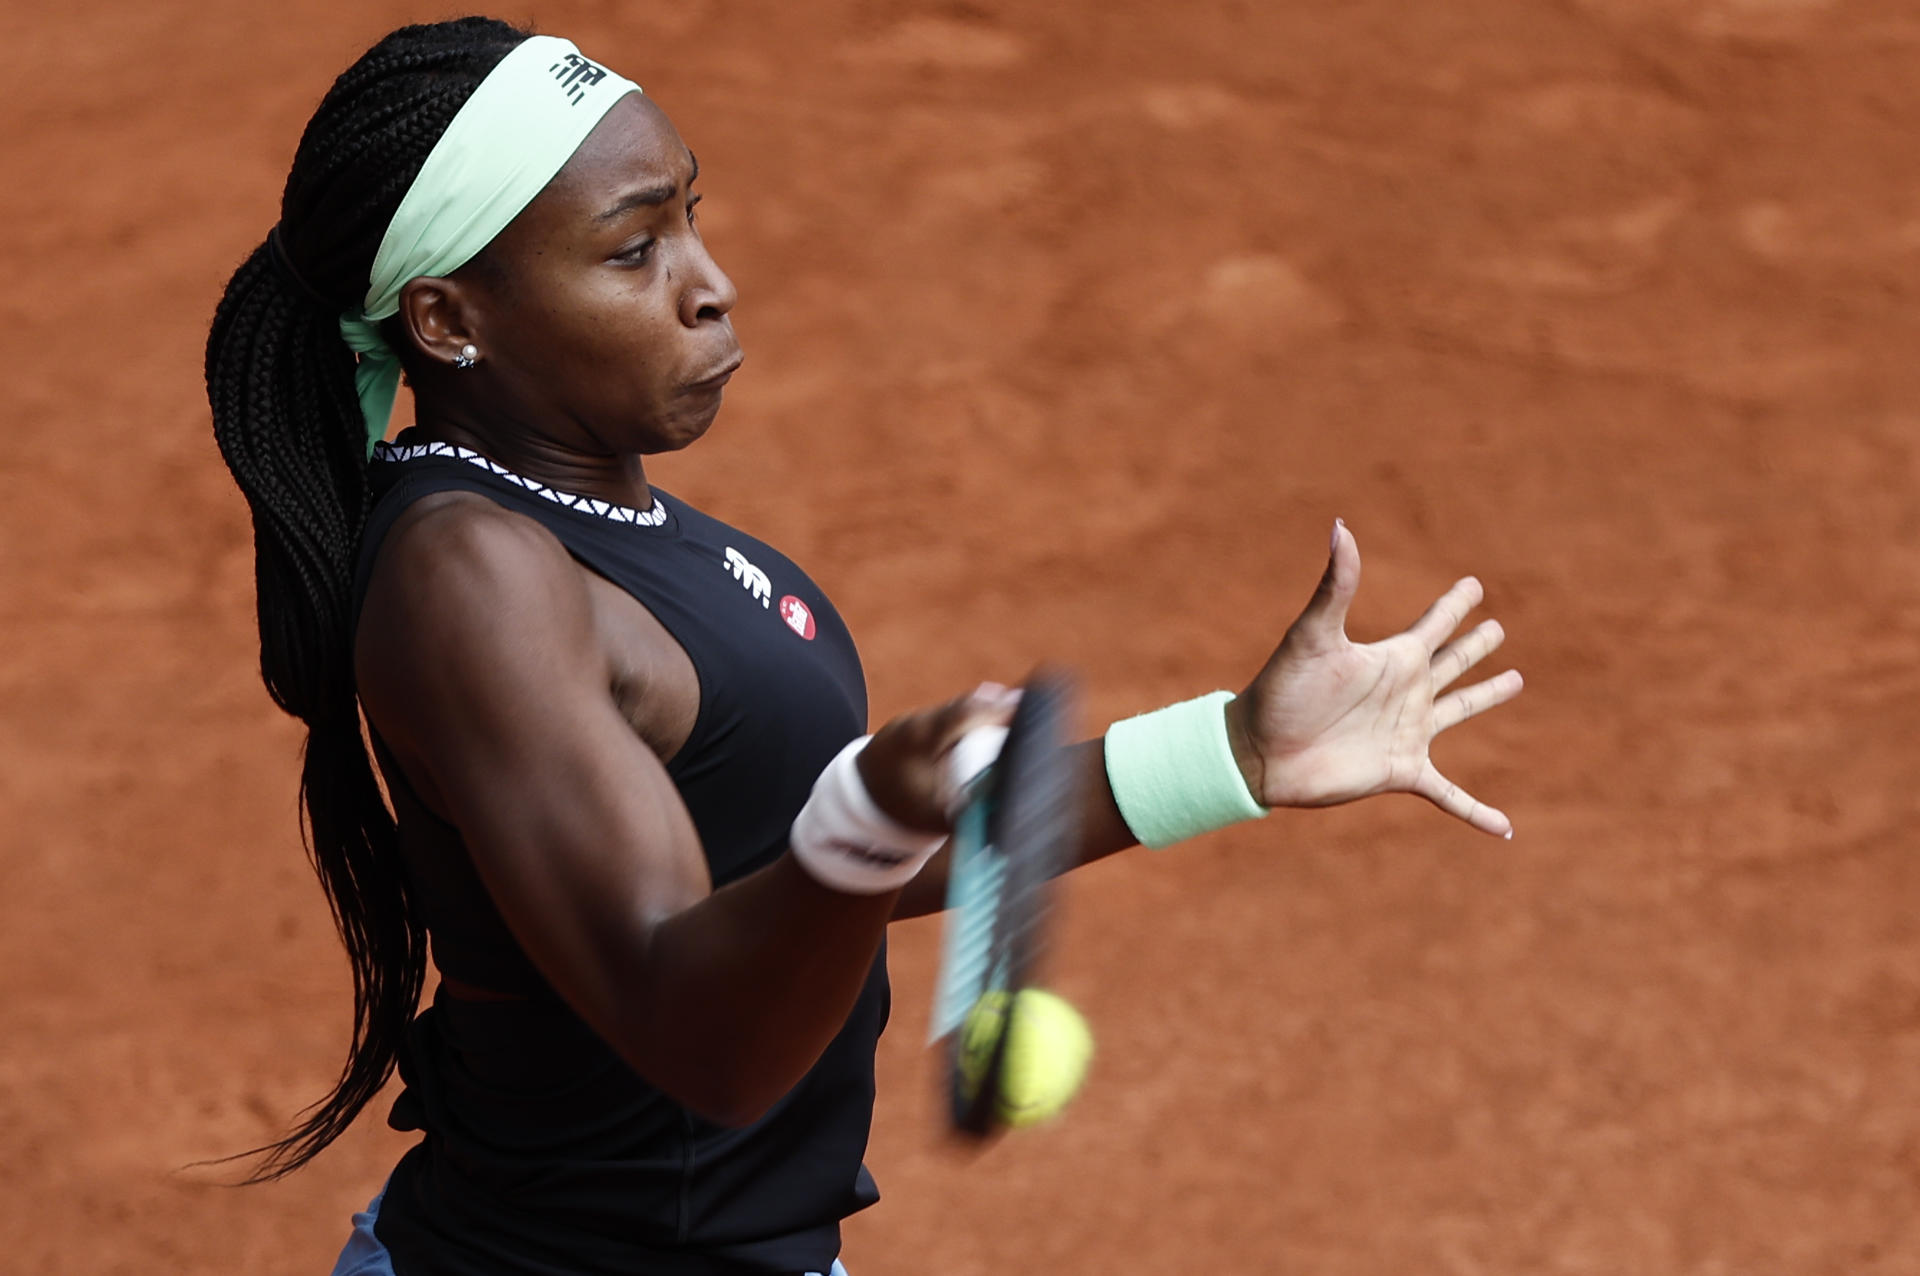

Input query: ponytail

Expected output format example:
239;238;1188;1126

202;16;529;1180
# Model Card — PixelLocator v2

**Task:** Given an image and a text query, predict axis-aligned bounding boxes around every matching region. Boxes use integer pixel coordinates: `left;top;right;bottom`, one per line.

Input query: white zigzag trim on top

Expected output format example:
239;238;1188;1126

374;441;668;527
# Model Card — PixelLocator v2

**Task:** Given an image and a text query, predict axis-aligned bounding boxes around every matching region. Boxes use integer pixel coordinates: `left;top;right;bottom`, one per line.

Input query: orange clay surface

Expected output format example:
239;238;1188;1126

4;1;1918;1272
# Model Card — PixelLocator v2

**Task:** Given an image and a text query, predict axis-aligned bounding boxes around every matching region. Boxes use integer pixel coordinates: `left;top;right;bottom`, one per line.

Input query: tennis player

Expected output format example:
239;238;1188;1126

204;18;1522;1276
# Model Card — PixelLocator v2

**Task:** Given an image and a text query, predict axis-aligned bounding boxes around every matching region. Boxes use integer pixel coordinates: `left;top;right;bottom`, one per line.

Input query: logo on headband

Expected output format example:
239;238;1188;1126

549;52;610;106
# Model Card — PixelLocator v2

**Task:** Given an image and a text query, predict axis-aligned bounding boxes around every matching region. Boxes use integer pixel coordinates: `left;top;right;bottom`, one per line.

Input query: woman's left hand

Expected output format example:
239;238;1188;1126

1225;520;1523;837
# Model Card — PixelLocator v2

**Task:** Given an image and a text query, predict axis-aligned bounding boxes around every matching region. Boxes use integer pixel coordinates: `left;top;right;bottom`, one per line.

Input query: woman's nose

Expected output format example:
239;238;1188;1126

683;245;738;325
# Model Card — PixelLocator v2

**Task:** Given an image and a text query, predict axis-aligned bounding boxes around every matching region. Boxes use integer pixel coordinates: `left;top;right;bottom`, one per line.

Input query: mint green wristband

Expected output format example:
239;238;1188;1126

1103;691;1269;850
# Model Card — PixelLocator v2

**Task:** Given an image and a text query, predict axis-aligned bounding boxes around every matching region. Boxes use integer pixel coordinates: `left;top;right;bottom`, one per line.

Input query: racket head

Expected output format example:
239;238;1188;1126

940;669;1079;1138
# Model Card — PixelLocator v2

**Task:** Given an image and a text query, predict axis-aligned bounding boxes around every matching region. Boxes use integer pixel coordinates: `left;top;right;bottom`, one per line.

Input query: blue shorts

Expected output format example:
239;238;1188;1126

329;1182;851;1276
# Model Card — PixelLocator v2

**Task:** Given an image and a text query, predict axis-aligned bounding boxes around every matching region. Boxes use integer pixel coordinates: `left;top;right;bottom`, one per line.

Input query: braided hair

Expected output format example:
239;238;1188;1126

204;15;530;1180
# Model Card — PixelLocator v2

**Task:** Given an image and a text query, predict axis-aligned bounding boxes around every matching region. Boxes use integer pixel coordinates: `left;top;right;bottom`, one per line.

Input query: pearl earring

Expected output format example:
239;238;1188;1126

453;343;479;370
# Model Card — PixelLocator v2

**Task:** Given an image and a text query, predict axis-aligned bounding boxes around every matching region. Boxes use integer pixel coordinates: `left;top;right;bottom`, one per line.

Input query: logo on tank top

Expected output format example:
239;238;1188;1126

548;52;610;106
779;596;817;641
723;547;773;608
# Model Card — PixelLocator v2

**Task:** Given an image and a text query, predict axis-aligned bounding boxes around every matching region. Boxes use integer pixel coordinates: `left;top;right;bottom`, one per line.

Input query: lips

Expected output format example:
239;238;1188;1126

687;351;744;392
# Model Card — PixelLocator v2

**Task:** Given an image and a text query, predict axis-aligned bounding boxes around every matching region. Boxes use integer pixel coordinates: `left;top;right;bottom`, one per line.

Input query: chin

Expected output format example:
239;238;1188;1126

640;402;722;454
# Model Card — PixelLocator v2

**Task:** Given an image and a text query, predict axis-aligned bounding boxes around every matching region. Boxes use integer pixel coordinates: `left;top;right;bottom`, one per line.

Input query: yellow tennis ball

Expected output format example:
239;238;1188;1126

960;988;1094;1127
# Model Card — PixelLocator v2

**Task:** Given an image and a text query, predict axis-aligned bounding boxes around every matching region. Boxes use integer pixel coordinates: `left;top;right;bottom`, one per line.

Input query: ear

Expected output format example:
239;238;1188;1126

394;276;486;368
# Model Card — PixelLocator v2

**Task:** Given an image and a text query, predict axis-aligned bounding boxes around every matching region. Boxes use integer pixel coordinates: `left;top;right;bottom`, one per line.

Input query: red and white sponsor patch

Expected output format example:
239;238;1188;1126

779;595;816;640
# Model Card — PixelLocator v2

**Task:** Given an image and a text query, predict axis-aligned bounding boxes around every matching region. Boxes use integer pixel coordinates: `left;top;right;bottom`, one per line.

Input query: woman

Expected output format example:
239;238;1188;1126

205;17;1520;1276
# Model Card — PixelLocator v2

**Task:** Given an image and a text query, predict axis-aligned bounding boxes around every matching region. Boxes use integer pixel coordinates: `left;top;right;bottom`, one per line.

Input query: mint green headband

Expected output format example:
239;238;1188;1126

339;35;642;456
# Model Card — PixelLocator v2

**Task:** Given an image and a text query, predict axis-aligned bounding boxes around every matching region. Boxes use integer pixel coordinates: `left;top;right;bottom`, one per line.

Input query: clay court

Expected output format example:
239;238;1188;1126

5;0;1918;1270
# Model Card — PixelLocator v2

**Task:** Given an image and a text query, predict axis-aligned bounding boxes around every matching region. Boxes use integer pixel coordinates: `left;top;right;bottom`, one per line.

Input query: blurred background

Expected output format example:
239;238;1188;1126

3;0;1916;1271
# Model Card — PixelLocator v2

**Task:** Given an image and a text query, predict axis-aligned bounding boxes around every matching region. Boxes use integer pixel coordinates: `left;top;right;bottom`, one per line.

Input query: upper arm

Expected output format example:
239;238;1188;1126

355;496;708;1032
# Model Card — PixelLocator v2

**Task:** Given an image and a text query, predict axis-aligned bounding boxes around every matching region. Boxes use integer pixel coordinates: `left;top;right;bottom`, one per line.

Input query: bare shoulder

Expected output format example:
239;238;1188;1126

364;489;584;627
355;490;606;757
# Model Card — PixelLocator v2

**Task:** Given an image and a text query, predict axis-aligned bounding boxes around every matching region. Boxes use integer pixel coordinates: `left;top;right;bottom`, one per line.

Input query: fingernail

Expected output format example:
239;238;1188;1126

1503;829;1514;840
1331;518;1345;551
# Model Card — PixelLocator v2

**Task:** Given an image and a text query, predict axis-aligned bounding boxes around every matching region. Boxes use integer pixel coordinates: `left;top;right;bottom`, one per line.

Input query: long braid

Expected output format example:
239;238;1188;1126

204;16;530;1180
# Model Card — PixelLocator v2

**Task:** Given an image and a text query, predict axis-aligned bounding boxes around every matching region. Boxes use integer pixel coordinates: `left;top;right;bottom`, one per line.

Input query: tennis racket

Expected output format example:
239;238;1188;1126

929;669;1079;1138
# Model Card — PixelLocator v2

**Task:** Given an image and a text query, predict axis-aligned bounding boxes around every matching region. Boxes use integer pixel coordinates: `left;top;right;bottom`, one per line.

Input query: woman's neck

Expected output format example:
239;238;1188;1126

403;415;654;513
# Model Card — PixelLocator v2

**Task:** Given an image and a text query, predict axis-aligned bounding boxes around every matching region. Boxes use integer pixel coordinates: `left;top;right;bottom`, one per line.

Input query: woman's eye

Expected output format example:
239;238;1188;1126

686;196;702;227
616;238;655;265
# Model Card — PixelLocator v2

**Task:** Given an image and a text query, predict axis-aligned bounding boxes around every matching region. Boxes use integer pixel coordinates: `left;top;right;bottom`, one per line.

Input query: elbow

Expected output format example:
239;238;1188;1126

672;1069;789;1129
618;1038;794;1128
688;1092;777;1130
598;1018;793;1127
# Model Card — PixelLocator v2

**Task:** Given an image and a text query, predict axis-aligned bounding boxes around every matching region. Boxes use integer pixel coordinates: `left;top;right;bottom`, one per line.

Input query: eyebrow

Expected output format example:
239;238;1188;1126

593;152;700;223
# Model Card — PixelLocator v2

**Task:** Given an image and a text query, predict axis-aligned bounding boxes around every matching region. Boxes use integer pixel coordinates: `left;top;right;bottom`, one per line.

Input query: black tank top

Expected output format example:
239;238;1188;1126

350;438;884;1275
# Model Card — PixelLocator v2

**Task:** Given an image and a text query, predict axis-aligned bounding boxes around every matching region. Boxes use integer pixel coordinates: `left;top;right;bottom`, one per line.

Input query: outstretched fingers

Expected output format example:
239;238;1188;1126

1413;761;1513;838
1431;618;1505;692
1408;576;1484;652
1433;668;1523;733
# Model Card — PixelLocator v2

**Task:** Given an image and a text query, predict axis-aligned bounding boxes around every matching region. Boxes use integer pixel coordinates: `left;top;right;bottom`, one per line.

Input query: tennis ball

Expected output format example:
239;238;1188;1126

960;988;1093;1127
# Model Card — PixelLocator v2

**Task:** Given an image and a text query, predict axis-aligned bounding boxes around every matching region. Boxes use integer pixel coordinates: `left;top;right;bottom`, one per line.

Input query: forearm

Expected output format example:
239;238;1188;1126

1063;737;1139;868
591;731;952;1123
603;853;899;1126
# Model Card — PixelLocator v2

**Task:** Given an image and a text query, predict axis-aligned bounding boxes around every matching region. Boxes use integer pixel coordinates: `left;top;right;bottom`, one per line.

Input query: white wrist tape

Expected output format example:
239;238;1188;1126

790;736;948;894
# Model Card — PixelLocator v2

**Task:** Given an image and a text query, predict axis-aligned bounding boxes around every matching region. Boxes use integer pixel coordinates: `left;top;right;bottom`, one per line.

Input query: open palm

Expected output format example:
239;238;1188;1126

1232;521;1522;837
